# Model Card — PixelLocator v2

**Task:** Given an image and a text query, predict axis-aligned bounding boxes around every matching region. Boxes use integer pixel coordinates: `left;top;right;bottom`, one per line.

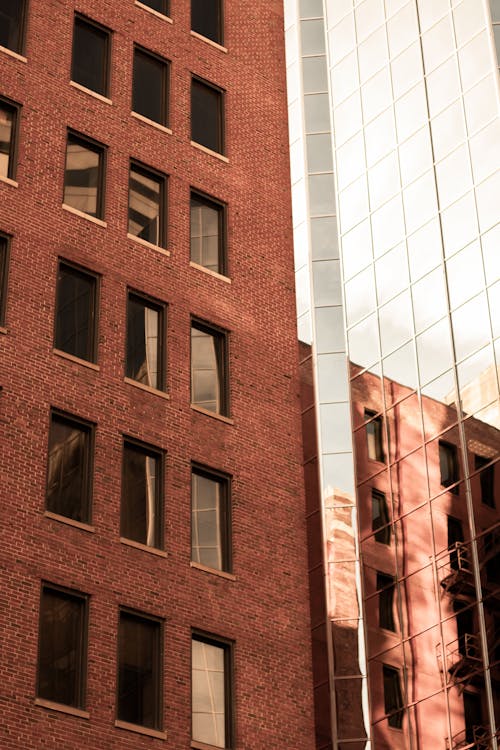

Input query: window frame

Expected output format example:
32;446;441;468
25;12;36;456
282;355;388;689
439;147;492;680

45;408;94;524
132;45;170;127
0;95;20;181
136;0;170;17
190;189;227;276
191;463;232;573
36;582;89;710
191;631;234;749
0;0;28;55
377;572;396;632
121;436;164;550
128;160;167;249
372;489;390;544
125;289;166;391
365;409;384;462
190;318;229;417
54;259;99;363
63;129;107;220
191;0;224;46
71;13;111;97
383;664;404;729
439;440;459;494
191;76;225;155
0;231;10;326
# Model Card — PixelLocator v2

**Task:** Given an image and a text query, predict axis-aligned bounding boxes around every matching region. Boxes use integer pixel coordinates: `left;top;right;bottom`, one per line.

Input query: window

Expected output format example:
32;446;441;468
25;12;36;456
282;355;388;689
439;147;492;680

190;190;226;275
191;320;228;415
71;15;110;97
137;0;169;16
118;610;162;730
365;409;384;462
37;584;88;709
128;161;166;247
46;411;93;523
54;261;98;362
126;291;165;390
447;516;464;571
377;573;396;631
192;634;233;749
192;466;231;572
132;46;169;127
63;131;106;219
191;78;224;154
0;232;9;325
191;0;223;45
0;0;27;54
0;97;19;180
475;455;495;508
121;440;162;549
372;489;390;544
383;665;404;729
439;440;459;493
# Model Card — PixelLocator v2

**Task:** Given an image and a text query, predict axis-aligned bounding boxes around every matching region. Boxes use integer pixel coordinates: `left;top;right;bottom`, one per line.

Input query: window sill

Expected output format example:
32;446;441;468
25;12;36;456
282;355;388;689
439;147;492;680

35;698;89;719
190;261;231;284
190;561;235;581
190;30;227;53
120;537;167;558
0;45;27;62
44;511;95;533
0;325;7;335
70;80;112;105
192;740;230;750
134;1;173;23
191;404;233;424
131;111;172;134
190;141;229;163
62;204;107;227
115;719;166;739
0;175;18;188
124;377;170;399
53;349;100;371
127;233;171;256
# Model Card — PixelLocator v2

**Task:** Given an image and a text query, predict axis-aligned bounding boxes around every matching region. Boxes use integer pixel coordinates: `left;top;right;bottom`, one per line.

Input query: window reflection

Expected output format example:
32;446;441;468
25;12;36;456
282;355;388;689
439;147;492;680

63;134;104;218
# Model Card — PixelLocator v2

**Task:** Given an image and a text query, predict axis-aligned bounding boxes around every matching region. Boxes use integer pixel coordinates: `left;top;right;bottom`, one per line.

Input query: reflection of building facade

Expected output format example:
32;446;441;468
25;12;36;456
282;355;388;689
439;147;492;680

287;0;500;748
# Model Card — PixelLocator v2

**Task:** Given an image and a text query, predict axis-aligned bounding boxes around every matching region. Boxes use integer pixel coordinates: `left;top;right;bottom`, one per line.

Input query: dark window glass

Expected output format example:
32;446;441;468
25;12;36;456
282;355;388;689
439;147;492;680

192;634;232;748
128;162;166;247
190;191;226;274
46;411;92;523
383;665;404;729
55;262;97;362
191;0;223;45
121;441;162;549
372;489;390;544
365;409;384;462
37;585;87;709
191;321;228;415
447;516;464;571
191;78;224;154
126;292;164;390
463;691;482;744
453;600;474;657
137;0;169;15
475;455;495;508
192;467;231;572
377;573;396;631
484;530;500;584
71;15;110;96
118;611;162;730
0;232;9;325
0;98;18;180
439;440;459;493
63;131;105;218
132;47;169;126
0;0;26;54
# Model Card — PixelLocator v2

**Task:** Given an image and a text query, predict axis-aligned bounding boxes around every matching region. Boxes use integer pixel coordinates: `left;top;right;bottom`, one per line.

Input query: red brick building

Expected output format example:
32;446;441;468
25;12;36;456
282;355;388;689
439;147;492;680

0;1;315;748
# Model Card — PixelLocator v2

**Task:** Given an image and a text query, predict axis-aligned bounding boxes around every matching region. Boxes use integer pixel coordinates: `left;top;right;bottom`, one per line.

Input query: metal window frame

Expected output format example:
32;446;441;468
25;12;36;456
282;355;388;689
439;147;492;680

191;462;232;573
125;287;167;390
128;159;168;249
189;188;227;276
54;258;100;363
190;317;230;417
121;436;164;549
191;630;234;748
64;129;107;219
191;76;225;155
132;45;170;127
71;13;112;97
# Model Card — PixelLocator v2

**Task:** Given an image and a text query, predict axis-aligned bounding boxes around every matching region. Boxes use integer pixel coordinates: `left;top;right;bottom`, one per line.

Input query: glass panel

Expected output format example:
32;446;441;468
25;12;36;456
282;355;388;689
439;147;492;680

139;0;169;14
0;100;15;179
441;191;478;258
333;90;362;146
191;325;224;413
341;219;372;279
191;80;223;153
191;0;222;44
348;314;379;371
367;150;399;209
121;442;161;548
470;118;500;185
430;99;466;163
421;14;454;73
476;169;500;233
452;293;490;361
360;65;391;121
345;265;376;326
133;49;167;125
46;414;90;523
118;612;161;729
312;259;341;306
331;50;359;105
403;170;438;235
365;108;396;167
435;145;472;210
446;242;485;310
407;218;442;281
309;173;335;215
0;234;7;324
416;318;454;386
426;57;461;118
304;92;330;132
383;341;418;391
355;0;384;42
0;0;25;52
128;164;162;246
336;132;365;191
190;193;223;273
338;175;368;232
72;17;108;96
192;471;227;571
300;19;325;55
306;133;333;172
371;195;405;257
315;305;345;354
302;55;328;94
126;295;161;389
299;0;324;18
395;82;427;142
463;74;497;136
375;243;409;305
192;639;226;748
412;266;448;333
63;135;102;217
55;264;96;362
358;26;387;83
391;41;423;99
328;13;355;64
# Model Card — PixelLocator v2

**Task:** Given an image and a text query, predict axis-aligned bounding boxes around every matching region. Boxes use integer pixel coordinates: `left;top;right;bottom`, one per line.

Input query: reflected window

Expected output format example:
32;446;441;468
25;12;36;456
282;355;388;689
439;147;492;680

132;46;169;126
0;232;10;325
484;531;500;584
372;489;390;544
191;77;224;154
118;610;162;730
190;191;226;275
46;411;93;523
475;455;495;508
453;600;474;657
63;131;106;219
0;0;27;53
126;292;165;391
37;585;88;709
377;573;396;631
128;161;166;247
0;97;19;180
192;466;231;572
192;634;232;749
365;409;384;462
121;440;162;549
447;516;464;571
191;321;228;415
55;261;98;362
439;440;459;493
71;15;110;97
383;665;404;729
463;691;482;745
191;0;223;45
137;0;169;15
